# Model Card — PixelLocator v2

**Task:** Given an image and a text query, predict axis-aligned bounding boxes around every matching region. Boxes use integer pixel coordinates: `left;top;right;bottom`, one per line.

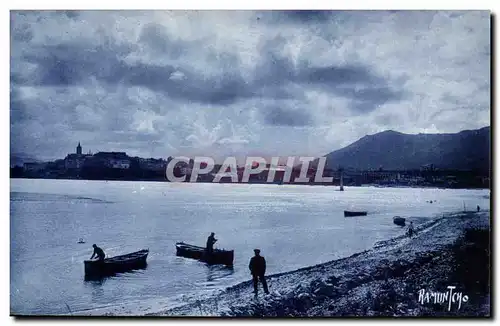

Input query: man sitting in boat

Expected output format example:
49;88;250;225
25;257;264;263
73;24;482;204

206;233;218;255
90;244;106;262
249;249;269;296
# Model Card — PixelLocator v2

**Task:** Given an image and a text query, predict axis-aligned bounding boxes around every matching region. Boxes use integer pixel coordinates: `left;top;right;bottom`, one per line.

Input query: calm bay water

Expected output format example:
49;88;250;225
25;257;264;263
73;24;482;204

10;179;489;315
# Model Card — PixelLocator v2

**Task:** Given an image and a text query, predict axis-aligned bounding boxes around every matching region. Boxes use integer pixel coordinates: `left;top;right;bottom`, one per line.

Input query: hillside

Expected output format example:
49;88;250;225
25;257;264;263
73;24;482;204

322;126;490;173
10;153;41;167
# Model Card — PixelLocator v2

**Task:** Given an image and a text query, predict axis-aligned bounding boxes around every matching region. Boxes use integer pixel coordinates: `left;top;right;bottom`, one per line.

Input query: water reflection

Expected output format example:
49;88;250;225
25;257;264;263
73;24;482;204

205;264;234;283
84;277;107;286
83;277;106;300
83;264;148;282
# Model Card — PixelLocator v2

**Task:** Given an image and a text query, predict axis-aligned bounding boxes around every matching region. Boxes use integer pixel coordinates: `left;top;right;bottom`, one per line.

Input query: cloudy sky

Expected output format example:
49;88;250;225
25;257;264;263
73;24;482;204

10;10;490;162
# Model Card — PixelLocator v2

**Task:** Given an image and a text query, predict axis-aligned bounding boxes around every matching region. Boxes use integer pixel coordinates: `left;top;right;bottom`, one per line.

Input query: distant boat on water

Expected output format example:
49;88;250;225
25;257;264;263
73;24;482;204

393;216;406;226
344;211;368;217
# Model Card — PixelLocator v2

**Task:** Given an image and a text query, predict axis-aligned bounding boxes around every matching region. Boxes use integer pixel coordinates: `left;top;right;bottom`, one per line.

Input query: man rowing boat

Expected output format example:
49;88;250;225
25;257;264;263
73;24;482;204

206;232;218;255
90;244;106;261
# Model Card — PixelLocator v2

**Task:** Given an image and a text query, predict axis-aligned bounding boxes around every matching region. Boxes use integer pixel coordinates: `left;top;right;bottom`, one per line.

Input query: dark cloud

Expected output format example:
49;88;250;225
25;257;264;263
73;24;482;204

255;10;336;25
251;35;405;113
60;10;80;19
254;35;295;87
299;65;381;85
17;40;256;106
281;10;335;23
120;61;254;105
254;62;404;114
295;65;405;112
19;41;136;86
374;112;403;127
104;130;164;145
262;106;314;126
10;87;29;122
10;23;33;42
440;92;463;106
337;86;405;113
11;10;81;24
139;23;190;59
256;86;300;100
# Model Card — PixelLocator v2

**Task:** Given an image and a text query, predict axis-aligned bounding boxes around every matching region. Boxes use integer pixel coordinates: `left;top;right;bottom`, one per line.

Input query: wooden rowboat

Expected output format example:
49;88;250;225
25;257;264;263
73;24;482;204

176;242;234;266
84;249;149;279
344;210;368;217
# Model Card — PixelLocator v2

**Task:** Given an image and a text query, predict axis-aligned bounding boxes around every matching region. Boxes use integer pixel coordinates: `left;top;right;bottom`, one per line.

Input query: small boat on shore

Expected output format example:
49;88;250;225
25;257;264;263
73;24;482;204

176;242;234;266
84;249;149;279
393;216;406;226
344;210;368;217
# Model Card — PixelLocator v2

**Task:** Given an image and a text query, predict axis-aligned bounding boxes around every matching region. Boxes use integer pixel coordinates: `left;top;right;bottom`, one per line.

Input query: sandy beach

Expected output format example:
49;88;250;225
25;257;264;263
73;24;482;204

149;210;490;317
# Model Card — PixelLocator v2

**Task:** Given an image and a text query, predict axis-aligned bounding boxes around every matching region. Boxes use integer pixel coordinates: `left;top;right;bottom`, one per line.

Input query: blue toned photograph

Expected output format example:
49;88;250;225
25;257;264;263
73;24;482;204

10;10;490;317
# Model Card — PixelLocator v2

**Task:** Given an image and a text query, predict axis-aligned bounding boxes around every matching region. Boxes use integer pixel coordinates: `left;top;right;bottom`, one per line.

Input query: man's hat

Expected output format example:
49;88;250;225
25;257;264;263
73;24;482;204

254;249;261;254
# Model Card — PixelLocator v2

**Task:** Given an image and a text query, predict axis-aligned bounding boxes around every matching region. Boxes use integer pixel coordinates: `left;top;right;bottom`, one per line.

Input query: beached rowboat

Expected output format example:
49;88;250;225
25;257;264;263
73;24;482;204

84;249;149;278
175;242;234;266
344;210;368;217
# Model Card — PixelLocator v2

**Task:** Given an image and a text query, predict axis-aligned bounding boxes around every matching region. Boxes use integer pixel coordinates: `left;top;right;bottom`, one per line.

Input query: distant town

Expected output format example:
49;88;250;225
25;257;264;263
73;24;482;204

10;142;490;189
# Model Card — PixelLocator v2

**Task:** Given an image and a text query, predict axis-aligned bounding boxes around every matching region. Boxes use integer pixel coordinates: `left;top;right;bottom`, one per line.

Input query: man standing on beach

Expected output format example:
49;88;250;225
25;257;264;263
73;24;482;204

407;222;415;237
249;249;269;296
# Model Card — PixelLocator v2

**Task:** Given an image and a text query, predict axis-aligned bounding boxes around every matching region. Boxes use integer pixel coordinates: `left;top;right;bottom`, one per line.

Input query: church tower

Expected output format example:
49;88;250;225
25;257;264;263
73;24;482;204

76;142;82;155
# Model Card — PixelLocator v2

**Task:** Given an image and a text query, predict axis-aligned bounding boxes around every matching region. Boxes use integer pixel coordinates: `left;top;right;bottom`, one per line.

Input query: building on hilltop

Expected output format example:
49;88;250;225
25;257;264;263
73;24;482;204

93;152;131;169
23;162;48;172
139;158;167;172
76;142;82;155
64;142;92;170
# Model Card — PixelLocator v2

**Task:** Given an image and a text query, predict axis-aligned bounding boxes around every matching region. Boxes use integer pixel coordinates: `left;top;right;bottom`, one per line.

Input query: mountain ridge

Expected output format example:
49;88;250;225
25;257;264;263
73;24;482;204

322;126;490;172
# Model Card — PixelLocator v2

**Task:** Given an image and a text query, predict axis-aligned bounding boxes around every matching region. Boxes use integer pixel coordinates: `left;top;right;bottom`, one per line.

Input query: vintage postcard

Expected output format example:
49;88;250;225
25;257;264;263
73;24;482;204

10;10;491;317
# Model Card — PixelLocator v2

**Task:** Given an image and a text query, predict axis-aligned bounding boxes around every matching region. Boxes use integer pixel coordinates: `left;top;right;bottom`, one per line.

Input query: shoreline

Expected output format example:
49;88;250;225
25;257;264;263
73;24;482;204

148;210;490;317
9;177;490;190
